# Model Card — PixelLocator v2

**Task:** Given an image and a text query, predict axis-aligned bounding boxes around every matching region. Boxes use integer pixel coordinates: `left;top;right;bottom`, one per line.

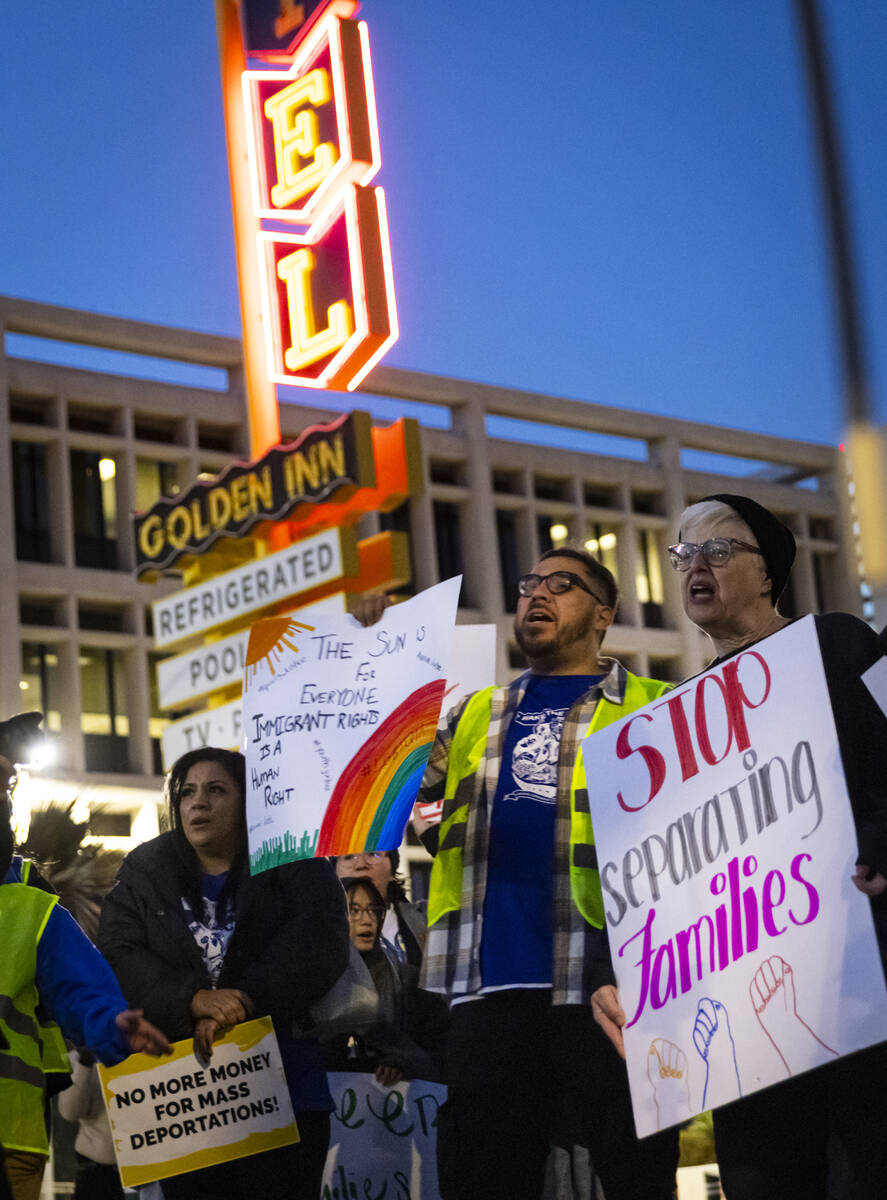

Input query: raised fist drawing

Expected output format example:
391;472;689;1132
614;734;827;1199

647;1038;691;1130
692;997;742;1110
750;955;836;1076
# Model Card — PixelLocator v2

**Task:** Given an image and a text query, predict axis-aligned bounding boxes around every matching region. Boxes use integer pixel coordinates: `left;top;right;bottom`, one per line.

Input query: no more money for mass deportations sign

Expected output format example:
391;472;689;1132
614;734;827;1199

243;576;461;869
98;1018;296;1187
581;616;887;1137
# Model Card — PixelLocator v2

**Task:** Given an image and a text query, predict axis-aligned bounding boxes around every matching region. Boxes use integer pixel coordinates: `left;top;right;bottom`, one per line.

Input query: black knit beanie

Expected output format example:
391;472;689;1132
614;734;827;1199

700;494;796;605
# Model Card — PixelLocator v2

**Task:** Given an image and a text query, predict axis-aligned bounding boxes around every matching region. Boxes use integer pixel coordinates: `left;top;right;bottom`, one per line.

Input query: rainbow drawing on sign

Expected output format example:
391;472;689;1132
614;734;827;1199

317;678;447;855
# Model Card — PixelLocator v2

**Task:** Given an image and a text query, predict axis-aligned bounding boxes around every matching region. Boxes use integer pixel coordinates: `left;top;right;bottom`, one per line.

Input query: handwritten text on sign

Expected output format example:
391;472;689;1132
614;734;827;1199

243;576;461;871
323;1072;445;1200
581;617;887;1137
98;1018;296;1187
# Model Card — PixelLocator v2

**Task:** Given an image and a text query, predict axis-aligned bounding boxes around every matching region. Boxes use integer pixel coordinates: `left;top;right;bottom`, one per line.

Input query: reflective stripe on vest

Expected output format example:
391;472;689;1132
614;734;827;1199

427;675;670;929
0;882;58;1154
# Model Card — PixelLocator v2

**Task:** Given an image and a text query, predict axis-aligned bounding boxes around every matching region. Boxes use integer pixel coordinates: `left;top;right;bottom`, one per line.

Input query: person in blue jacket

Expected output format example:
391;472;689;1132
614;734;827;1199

0;713;170;1200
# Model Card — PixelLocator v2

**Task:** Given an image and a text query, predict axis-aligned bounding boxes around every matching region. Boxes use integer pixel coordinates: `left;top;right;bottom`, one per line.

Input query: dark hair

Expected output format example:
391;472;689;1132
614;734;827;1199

340;876;386;909
163;748;247;919
538;545;619;609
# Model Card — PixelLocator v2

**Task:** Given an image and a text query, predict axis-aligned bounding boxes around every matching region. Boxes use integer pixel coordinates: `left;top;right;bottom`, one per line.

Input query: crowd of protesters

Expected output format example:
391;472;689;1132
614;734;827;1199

2;492;886;1200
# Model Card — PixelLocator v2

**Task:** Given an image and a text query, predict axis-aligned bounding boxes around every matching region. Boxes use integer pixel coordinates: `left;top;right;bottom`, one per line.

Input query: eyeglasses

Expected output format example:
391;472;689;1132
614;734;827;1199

517;571;607;605
339;852;387;863
348;903;386;922
667;538;763;571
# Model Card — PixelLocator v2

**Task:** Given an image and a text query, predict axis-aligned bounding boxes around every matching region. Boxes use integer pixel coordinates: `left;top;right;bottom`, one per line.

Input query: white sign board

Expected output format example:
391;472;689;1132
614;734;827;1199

152;526;350;649
157;594;347;710
414;623;496;826
98;1018;296;1187
324;1072;445;1200
243;577;461;870
581;617;887;1137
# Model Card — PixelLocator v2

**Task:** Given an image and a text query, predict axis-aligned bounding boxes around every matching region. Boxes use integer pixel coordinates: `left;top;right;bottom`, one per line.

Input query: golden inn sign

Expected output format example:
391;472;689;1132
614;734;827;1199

134;410;419;577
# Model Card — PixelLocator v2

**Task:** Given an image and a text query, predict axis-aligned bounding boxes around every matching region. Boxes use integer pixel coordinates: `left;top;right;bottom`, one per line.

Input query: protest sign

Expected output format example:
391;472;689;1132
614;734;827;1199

243;576;461;870
581;617;887;1137
98;1017;296;1187
414;622;496;826
323;1072;445;1200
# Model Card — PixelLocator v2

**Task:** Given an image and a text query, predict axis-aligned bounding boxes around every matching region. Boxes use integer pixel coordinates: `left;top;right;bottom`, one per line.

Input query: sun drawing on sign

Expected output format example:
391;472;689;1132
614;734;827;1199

244;617;314;690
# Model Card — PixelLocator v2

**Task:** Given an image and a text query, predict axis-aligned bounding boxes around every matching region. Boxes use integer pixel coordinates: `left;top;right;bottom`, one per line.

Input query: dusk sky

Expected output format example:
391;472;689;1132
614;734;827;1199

2;2;885;447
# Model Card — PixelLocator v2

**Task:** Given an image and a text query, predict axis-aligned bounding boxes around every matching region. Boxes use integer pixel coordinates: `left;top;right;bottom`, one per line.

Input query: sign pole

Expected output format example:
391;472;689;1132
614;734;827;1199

215;0;282;458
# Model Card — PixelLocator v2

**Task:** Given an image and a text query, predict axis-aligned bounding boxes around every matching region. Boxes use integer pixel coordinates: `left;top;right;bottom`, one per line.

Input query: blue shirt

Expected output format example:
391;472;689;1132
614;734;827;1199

480;674;601;989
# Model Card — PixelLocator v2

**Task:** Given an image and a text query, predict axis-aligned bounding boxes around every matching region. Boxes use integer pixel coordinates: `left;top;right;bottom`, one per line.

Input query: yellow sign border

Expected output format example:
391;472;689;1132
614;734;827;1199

98;1016;299;1187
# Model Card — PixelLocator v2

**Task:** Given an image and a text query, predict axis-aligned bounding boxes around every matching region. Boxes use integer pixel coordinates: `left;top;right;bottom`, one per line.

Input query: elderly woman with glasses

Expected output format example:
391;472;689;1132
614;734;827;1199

594;492;887;1200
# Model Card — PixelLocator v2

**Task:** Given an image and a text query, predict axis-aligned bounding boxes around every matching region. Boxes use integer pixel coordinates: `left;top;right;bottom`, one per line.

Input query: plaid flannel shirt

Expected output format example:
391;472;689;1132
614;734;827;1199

419;658;635;1006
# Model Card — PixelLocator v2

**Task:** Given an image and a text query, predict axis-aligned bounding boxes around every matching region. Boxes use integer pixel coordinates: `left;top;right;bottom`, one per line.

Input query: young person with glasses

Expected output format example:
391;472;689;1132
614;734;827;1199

353;548;679;1200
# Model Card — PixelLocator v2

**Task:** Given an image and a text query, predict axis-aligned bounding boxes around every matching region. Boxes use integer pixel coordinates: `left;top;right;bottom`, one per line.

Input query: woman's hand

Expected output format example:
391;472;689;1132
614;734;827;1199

852;865;887;897
591;985;627;1059
375;1063;403;1087
194;1017;223;1061
190;988;250;1027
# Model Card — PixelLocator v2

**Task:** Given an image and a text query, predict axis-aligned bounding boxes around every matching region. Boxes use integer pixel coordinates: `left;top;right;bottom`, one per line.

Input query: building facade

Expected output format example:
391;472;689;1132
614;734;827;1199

0;296;861;858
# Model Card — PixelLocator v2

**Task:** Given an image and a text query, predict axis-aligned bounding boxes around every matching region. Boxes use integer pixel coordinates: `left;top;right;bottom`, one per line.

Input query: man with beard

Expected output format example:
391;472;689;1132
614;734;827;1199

413;548;680;1200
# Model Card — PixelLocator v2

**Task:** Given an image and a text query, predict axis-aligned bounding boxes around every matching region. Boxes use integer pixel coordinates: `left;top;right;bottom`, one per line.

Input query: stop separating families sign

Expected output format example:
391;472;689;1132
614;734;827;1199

581;616;887;1137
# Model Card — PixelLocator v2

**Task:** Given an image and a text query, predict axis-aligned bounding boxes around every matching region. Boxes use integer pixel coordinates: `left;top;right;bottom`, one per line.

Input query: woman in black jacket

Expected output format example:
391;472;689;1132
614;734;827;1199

97;747;349;1200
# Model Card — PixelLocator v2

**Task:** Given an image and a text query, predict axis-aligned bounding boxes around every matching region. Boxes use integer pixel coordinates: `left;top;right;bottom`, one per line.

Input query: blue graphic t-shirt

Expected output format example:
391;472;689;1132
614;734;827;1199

479;674;601;989
182;871;235;984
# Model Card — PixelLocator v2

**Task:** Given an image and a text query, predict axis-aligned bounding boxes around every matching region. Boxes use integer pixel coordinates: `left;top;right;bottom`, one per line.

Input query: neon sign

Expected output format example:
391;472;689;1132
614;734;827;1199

241;1;396;391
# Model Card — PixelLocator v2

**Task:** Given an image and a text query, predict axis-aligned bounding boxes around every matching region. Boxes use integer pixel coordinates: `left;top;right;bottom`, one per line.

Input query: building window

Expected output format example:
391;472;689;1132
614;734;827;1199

71;451;118;569
379;502;415;595
584;522;619;581
433;501;464;585
135;458;180;511
636;529;665;628
12;442;51;562
20;644;61;732
81;648;130;772
648;656;682;683
496;510;520;612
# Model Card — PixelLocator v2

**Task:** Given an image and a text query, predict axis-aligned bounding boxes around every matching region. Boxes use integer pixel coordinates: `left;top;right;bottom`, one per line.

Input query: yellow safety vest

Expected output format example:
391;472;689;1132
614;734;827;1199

0;882;59;1155
428;674;670;929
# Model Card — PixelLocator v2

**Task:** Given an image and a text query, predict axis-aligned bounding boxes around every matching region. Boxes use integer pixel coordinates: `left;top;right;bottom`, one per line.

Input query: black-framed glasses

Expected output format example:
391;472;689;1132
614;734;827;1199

517;571;607;605
667;538;763;571
339;852;387;863
348;903;386;922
